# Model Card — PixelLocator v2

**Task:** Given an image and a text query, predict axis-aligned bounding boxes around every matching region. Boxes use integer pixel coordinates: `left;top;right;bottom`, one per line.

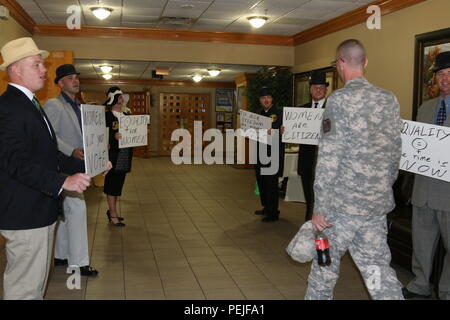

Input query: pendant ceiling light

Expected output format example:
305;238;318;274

207;68;221;77
192;75;203;82
100;65;113;73
90;1;113;20
247;16;268;28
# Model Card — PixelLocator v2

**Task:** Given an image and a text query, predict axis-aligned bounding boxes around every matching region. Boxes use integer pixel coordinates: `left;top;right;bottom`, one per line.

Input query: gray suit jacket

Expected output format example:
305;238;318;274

44;94;83;157
411;97;450;210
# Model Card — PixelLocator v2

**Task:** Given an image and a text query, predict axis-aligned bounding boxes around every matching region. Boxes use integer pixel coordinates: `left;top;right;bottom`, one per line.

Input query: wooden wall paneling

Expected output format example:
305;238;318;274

1;50;73;103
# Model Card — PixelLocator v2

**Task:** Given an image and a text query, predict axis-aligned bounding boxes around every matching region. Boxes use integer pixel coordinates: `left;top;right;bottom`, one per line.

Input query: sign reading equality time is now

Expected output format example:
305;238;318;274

118;115;150;148
282;107;324;145
239;110;272;144
400;119;450;182
81;104;109;177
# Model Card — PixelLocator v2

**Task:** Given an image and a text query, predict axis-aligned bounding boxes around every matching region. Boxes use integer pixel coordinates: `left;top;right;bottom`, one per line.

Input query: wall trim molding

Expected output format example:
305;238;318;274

81;78;235;89
0;0;35;34
33;24;294;47
1;0;426;47
292;0;427;46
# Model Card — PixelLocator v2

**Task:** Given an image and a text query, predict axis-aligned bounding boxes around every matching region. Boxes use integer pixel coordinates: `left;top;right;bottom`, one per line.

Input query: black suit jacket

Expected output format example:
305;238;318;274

0;85;84;230
255;105;285;177
297;101;326;175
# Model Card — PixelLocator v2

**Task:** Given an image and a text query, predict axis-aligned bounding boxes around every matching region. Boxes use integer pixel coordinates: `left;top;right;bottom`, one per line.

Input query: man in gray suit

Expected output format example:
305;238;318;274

404;51;450;300
44;64;98;277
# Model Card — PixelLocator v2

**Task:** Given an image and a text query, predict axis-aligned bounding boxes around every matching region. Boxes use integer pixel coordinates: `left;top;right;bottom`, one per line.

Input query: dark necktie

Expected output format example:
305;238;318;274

436;100;447;126
32;96;52;137
32;96;43;113
314;102;319;108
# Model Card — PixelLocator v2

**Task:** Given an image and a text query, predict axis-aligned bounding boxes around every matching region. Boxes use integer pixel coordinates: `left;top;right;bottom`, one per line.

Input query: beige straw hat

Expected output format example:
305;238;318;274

0;37;49;71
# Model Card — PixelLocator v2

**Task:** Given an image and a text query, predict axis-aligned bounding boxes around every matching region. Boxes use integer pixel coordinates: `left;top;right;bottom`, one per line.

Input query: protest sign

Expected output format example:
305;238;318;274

400;119;450;182
239;110;272;144
81;104;108;177
118;115;150;148
282;107;324;145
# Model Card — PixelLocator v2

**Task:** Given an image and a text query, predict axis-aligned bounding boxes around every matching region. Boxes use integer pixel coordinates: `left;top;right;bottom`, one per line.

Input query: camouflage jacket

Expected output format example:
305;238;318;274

313;77;402;217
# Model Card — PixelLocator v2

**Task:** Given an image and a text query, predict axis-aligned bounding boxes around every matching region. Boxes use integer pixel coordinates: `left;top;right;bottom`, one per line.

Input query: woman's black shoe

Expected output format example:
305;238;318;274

106;210;125;227
106;210;124;221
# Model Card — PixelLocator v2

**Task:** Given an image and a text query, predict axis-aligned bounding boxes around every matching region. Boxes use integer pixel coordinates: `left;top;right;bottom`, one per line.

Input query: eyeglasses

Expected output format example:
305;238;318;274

331;58;344;67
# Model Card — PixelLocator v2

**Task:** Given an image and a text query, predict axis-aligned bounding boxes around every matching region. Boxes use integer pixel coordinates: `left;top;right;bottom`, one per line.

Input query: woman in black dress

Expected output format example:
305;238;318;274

103;87;132;227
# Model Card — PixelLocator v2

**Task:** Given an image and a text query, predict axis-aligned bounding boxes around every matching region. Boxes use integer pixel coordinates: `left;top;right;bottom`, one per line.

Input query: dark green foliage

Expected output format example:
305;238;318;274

246;67;293;112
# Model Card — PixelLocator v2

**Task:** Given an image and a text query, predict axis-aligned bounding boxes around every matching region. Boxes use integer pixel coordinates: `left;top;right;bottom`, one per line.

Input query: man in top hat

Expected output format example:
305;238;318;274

297;70;329;222
403;51;450;300
254;87;285;222
44;64;98;276
0;37;91;299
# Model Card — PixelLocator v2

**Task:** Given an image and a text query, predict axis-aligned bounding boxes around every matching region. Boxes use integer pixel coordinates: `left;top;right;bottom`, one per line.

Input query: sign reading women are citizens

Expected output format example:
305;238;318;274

118;115;150;148
282;107;324;145
81;104;109;177
400;119;450;182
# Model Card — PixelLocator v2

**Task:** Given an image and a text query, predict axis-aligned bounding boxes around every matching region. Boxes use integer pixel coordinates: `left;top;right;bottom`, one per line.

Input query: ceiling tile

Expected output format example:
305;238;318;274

122;15;160;23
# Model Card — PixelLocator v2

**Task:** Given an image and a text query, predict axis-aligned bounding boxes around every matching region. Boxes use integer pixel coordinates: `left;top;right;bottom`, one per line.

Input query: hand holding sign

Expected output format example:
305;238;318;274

63;173;91;193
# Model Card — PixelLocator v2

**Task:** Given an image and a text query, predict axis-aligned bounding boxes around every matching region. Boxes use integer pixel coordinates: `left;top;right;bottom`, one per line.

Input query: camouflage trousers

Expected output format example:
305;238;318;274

305;213;404;300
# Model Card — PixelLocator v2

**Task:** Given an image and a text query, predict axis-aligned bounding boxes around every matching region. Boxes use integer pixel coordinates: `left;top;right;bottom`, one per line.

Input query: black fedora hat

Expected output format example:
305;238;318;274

54;64;80;84
431;51;450;72
259;86;272;97
310;70;329;87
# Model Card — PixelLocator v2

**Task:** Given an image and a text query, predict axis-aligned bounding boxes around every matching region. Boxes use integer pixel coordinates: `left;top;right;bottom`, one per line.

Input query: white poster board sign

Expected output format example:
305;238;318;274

400;119;450;182
282;107;324;145
239;110;272;144
118;115;150;148
81;104;109;177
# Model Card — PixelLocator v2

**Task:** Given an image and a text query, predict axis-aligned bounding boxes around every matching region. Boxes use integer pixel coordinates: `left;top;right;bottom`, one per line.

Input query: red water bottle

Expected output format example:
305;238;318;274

315;231;331;266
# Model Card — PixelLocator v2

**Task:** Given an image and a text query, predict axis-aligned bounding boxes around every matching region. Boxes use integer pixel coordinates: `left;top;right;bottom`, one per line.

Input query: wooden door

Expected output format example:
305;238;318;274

127;91;151;158
159;92;210;156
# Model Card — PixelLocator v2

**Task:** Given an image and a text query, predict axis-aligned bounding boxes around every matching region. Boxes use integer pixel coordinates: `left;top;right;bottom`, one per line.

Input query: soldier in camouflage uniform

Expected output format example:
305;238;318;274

305;39;404;300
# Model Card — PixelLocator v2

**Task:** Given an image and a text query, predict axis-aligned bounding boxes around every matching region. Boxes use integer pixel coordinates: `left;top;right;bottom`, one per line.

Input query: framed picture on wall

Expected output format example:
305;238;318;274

224;113;233;123
413;27;450;120
215;89;234;112
216;113;225;122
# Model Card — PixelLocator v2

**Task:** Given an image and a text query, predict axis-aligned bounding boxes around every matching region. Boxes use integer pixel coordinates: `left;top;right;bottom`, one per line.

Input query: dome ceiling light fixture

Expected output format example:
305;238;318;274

90;1;113;20
102;73;112;80
207;68;221;77
247;16;268;28
99;65;113;73
192;75;203;82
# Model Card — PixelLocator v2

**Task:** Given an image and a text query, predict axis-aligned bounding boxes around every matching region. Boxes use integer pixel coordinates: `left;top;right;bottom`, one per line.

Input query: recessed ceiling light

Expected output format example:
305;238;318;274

99;65;113;73
207;69;221;77
90;6;113;20
102;74;112;80
192;75;202;82
247;16;268;28
181;4;195;9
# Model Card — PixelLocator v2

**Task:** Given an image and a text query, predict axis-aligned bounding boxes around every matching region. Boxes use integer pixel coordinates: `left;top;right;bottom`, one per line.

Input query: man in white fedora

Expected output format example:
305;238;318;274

0;37;92;299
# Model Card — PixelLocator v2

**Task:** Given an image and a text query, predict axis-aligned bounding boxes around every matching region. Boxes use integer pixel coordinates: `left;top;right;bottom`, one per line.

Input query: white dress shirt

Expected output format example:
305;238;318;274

311;98;326;109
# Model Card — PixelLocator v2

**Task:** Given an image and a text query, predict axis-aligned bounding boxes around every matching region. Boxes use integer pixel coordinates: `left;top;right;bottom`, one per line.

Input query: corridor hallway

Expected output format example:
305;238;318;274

0;157;412;300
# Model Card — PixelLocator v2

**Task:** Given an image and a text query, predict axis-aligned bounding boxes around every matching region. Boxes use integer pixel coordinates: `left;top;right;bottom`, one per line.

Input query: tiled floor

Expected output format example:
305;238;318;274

0;157;413;300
